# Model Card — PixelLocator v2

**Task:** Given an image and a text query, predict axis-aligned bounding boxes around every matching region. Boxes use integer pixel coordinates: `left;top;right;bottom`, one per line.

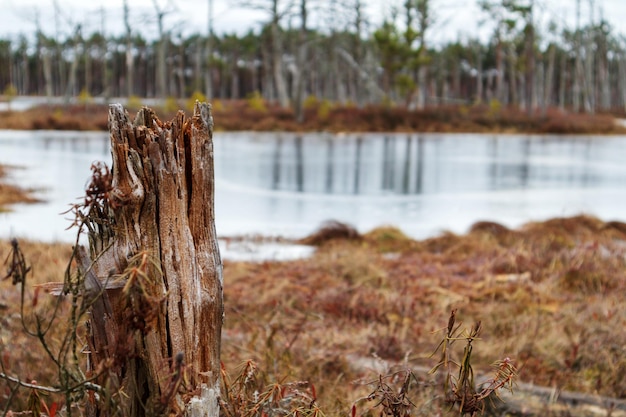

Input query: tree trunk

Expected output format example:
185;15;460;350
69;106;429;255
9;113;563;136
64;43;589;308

230;60;240;99
573;0;582;112
85;40;92;96
194;40;203;93
261;41;275;102
583;30;594;113
205;0;214;100
495;37;503;102
270;0;289;107
597;33;610;111
124;0;134;98
293;0;308;123
21;47;30;95
42;48;53;99
475;44;483;104
154;1;168;98
53;1;66;97
524;13;536;115
332;45;347;103
100;11;111;101
417;65;427;109
542;43;555;116
558;51;566;111
178;36;185;98
82;102;223;417
507;44;517;107
620;53;626;111
352;0;365;105
64;25;81;104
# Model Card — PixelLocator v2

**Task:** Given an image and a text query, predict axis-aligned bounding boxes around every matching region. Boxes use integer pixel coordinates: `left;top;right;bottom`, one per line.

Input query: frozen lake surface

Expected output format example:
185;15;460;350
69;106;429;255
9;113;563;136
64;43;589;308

1;130;626;246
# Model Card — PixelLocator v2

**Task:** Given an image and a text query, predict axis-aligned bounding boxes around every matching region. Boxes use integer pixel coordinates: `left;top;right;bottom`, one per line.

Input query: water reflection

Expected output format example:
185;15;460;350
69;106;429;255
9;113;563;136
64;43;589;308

218;133;611;196
2;130;626;243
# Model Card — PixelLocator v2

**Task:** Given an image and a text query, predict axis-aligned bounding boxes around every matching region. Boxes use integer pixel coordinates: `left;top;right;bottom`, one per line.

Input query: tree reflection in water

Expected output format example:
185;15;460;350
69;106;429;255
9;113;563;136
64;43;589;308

255;133;604;196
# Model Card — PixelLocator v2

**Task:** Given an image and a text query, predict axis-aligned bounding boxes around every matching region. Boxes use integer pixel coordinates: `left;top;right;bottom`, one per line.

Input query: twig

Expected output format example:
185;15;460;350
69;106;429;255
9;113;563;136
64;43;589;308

0;372;103;394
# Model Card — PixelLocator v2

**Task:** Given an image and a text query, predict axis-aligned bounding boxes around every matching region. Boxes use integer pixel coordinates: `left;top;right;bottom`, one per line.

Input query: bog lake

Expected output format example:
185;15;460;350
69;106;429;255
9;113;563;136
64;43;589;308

1;130;626;258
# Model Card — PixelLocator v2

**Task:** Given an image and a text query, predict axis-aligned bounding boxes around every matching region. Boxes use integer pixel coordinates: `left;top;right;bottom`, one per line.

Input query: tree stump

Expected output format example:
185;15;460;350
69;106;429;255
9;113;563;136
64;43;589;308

80;102;223;416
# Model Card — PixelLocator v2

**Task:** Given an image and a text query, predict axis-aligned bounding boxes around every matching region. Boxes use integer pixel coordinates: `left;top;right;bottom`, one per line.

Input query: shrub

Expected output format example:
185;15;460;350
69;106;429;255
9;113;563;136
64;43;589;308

246;91;267;113
317;99;332;121
186;90;207;112
78;88;93;105
488;98;502;117
3;83;17;111
303;95;319;109
126;95;143;110
163;96;180;114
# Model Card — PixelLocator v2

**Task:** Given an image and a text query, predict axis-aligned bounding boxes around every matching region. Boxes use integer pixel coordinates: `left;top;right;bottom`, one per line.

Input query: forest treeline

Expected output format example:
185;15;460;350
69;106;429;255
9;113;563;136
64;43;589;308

1;0;626;120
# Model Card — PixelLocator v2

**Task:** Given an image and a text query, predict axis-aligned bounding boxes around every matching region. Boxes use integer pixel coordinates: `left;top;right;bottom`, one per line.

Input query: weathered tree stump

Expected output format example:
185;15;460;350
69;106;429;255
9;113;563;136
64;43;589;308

80;102;222;416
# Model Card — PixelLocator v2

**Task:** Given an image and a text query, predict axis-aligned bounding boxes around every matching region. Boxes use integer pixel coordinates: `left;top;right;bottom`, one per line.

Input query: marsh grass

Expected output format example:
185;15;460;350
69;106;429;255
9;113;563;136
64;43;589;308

2;214;626;414
221;215;626;412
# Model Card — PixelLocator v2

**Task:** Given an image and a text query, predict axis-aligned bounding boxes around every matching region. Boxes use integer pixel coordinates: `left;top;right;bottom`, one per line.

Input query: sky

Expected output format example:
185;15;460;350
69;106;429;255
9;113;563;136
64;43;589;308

0;0;625;46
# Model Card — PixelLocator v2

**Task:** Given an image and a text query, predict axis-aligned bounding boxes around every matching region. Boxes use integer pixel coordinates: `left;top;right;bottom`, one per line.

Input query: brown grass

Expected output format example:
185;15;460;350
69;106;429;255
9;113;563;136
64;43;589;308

2;101;626;134
3;214;626;414
221;215;626;412
0;164;42;212
0;240;74;410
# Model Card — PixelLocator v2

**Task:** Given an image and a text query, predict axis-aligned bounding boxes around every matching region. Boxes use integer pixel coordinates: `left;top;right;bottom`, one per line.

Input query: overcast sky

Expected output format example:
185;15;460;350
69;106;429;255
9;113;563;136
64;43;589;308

1;0;625;46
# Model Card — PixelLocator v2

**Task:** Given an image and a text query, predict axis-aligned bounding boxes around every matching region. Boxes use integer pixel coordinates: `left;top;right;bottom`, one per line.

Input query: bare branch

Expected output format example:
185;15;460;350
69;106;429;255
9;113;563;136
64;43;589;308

0;372;103;394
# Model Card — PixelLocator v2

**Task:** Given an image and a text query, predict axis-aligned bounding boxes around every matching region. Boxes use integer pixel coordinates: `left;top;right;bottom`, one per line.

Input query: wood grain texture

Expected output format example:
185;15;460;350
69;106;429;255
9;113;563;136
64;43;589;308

83;102;222;416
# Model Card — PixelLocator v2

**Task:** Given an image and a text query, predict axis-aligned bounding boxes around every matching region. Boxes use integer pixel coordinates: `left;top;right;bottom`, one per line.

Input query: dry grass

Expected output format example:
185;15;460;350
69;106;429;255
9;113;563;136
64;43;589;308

0;240;74;410
3;215;626;414
220;214;626;413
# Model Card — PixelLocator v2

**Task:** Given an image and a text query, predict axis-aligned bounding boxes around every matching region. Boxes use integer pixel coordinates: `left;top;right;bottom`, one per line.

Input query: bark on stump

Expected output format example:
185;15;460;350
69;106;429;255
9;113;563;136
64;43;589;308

80;102;222;416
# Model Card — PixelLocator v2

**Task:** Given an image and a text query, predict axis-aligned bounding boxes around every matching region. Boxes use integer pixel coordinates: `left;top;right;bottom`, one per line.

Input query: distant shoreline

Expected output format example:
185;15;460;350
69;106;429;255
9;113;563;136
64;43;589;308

1;99;625;135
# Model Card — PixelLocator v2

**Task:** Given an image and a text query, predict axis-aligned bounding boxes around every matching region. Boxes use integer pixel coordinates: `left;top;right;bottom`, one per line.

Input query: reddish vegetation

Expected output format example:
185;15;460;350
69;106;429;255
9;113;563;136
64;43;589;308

0;101;625;134
0;104;109;131
1;101;626;414
3;215;626;414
